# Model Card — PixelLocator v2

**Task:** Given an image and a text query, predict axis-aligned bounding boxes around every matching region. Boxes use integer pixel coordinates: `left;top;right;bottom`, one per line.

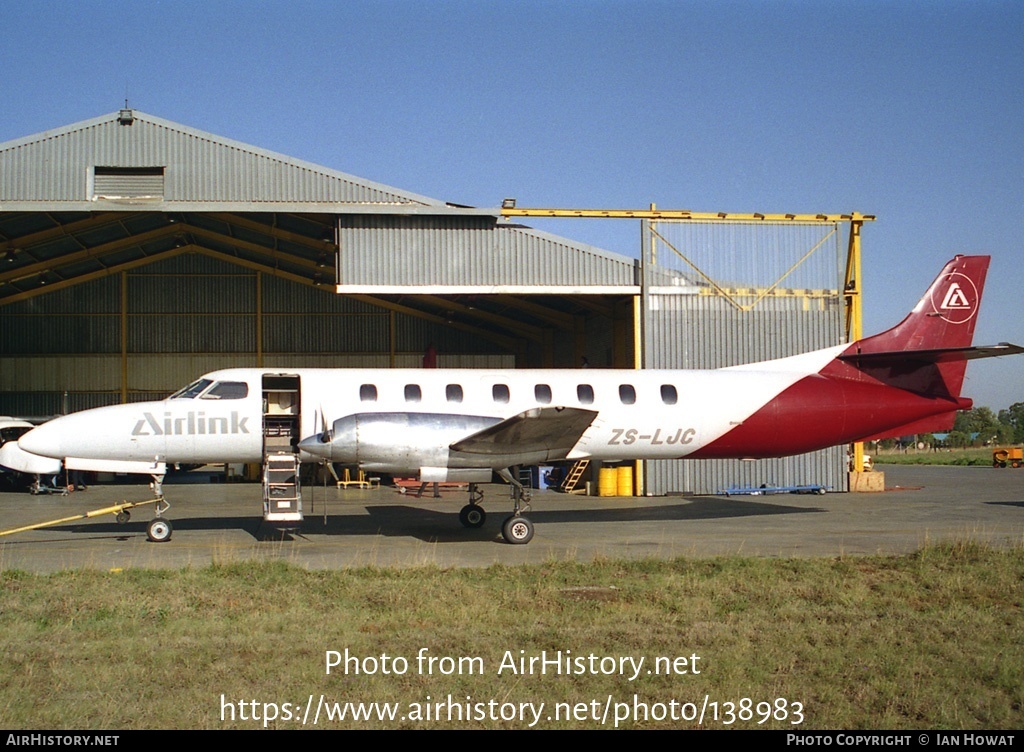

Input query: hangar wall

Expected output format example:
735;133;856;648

0;253;511;417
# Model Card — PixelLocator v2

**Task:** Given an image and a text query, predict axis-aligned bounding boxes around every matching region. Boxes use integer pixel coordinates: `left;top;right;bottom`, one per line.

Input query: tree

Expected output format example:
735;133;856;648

998;402;1024;444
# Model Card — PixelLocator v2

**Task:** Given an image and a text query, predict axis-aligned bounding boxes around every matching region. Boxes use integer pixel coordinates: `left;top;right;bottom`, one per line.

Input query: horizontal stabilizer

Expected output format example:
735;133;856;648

839;342;1024;366
451;407;598;457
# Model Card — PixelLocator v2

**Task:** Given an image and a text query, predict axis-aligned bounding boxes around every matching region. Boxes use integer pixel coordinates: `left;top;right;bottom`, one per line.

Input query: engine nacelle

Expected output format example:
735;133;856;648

301;413;500;474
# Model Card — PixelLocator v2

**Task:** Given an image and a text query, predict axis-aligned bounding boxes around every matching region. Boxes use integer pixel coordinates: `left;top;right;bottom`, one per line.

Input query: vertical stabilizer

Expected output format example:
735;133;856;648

846;255;989;397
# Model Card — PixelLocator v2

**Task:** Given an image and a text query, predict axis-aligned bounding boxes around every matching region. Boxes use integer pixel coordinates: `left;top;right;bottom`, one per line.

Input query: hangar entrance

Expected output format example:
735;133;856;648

0;110;873;497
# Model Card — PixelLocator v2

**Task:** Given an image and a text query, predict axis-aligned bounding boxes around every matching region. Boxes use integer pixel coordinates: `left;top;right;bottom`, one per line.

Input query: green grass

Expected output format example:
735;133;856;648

2;542;1022;729
874;448;1006;466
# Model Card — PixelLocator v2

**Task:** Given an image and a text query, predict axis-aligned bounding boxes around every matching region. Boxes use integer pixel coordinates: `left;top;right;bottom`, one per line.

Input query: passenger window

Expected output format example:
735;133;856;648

492;384;510;404
534;384;552;404
404;384;422;402
577;384;594;405
202;381;248;400
360;384;377;402
661;384;678;405
446;384;464;403
619;384;636;405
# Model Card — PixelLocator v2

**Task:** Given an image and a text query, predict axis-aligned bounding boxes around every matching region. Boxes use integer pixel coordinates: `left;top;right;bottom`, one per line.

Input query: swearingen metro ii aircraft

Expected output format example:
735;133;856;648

15;255;1024;544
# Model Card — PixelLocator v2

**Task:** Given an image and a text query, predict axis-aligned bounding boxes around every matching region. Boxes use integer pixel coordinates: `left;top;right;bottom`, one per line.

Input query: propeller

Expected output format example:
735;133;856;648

317;404;332;443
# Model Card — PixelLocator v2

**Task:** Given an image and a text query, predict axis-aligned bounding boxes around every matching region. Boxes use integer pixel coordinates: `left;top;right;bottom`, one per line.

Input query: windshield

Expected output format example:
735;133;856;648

0;426;31;444
169;378;213;399
201;381;249;400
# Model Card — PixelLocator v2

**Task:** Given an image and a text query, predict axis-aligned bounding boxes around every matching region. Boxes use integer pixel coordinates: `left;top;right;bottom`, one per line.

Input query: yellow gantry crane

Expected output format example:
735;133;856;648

498;204;877;487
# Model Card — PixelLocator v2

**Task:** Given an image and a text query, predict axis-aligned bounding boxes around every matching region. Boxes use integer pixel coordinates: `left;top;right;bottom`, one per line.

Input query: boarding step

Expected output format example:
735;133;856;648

262;452;303;528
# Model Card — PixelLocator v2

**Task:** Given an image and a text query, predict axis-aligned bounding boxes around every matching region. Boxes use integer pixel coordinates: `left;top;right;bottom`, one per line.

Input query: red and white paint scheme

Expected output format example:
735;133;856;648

15;255;1022;543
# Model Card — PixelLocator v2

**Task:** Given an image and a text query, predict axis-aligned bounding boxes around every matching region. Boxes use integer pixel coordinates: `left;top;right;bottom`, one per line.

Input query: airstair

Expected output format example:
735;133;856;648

262;452;302;529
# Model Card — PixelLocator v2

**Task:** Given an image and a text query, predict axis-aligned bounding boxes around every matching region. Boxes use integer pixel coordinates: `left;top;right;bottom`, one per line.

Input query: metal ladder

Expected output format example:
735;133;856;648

559;459;590;493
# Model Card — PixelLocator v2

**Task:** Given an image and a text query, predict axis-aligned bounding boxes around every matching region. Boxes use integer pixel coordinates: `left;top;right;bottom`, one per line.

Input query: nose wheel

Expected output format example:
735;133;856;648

145;475;172;542
146;517;172;542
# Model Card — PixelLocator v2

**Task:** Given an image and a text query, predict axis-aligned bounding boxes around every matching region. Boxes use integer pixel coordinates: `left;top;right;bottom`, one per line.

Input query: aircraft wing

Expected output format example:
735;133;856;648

450;407;598;461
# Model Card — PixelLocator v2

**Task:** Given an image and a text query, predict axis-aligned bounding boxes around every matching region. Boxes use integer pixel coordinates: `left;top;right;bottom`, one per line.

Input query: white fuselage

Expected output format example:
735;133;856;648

17;348;843;474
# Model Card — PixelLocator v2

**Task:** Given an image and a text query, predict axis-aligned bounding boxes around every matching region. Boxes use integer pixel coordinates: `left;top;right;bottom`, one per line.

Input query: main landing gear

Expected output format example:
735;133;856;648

456;473;536;544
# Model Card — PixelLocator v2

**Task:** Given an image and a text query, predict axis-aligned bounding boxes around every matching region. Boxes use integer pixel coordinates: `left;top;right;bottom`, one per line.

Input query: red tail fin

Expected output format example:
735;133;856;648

856;255;989;353
844;255;989;398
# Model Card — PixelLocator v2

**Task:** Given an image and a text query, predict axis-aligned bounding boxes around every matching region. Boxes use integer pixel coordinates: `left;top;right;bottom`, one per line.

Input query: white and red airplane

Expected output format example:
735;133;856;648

14;255;1022;543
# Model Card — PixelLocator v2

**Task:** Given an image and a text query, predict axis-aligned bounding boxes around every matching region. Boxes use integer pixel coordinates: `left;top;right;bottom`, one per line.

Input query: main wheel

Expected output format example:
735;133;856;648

502;515;534;545
147;517;172;543
459;504;486;528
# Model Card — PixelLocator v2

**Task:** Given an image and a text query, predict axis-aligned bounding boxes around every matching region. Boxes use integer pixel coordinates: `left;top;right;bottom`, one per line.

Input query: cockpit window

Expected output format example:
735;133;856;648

0;426;31;443
201;381;249;400
169;378;213;399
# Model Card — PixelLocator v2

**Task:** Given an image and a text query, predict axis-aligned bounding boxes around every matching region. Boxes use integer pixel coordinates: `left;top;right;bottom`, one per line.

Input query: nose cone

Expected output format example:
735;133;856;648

17;421;66;460
298;416;358;462
18;402;161;461
297;432;332;460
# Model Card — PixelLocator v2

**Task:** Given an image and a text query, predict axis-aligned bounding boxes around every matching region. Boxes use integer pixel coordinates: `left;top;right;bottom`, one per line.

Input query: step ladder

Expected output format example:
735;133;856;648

560;459;590;493
262;452;303;529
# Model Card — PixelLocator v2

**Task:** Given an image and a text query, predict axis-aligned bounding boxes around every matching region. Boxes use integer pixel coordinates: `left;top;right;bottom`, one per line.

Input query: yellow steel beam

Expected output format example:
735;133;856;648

845;219;866;478
501;208;876;223
1;212;134;251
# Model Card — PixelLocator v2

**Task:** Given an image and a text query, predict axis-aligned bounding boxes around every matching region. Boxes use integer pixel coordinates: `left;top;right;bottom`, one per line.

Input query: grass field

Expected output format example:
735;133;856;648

2;541;1022;730
874;447;1016;467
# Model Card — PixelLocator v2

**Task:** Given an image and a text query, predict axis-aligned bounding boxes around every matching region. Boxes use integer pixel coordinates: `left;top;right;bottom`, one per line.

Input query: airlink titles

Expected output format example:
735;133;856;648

131;411;251;436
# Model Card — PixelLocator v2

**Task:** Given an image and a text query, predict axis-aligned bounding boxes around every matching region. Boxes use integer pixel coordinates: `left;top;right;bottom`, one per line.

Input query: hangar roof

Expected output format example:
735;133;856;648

0;109;458;213
0;110;640;346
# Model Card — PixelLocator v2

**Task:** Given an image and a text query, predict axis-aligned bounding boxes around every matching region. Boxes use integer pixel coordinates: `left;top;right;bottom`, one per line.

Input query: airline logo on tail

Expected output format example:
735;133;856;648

931;273;979;324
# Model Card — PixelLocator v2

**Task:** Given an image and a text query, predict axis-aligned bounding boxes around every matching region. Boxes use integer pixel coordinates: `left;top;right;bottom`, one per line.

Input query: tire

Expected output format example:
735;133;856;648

459;504;486;529
115;511;130;524
147;517;172;543
502;515;534;545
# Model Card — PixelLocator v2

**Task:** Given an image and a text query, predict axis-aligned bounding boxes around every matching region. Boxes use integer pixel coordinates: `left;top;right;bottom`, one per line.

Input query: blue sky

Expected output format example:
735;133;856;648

4;0;1022;409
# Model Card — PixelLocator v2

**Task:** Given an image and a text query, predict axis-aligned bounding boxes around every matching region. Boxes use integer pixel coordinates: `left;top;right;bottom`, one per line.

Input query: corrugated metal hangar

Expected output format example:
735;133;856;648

0;109;860;495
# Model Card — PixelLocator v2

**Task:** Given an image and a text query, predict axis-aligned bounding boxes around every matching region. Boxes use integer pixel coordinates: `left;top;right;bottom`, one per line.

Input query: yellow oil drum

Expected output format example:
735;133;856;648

616;465;634;496
598;467;618;497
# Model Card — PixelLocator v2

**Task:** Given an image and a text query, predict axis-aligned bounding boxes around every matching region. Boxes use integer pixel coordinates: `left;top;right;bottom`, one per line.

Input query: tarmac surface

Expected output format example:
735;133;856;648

0;464;1022;572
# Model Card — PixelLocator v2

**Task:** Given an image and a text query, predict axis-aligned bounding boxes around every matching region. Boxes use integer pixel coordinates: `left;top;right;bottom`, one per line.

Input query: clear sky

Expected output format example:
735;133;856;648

3;0;1022;410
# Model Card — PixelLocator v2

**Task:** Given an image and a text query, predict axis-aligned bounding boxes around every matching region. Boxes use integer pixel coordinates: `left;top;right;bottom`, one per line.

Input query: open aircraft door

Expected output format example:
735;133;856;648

262;374;303;528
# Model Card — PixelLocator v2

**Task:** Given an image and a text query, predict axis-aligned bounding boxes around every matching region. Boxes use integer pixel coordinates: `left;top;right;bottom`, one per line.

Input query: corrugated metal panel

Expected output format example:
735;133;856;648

128;315;255;353
0;391;118;417
129;355;257;391
0;276;119;314
0;315;120;354
394;316;507;355
261;275;379;314
0;356;120;391
0;112;436;205
338;216;636;289
263;314;389;354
